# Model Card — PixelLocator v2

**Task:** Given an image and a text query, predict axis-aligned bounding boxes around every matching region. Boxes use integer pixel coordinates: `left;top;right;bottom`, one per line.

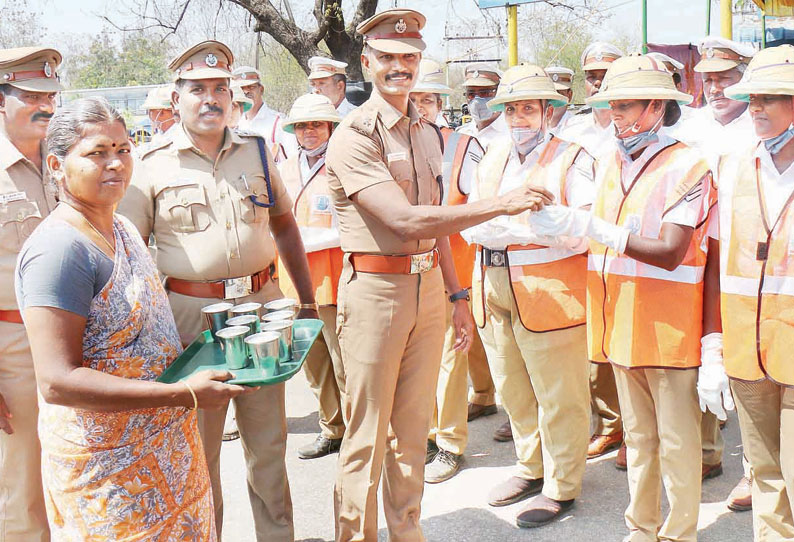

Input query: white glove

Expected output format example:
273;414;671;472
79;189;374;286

529;205;630;253
697;332;735;421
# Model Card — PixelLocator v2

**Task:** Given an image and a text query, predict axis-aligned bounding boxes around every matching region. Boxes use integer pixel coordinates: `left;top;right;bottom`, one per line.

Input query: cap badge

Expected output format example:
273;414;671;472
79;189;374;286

595;52;604;61
43;62;52;78
552;73;559;82
395;18;407;34
472;70;480;79
205;53;218;67
706;48;715;59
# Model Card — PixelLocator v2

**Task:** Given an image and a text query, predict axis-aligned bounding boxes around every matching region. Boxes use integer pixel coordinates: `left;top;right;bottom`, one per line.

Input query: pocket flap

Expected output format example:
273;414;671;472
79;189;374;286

0;199;42;225
158;183;207;209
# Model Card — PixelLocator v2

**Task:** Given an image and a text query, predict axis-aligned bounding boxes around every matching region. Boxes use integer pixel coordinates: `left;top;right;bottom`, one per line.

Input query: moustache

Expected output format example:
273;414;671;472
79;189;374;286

31;112;53;122
199;105;224;116
385;72;412;82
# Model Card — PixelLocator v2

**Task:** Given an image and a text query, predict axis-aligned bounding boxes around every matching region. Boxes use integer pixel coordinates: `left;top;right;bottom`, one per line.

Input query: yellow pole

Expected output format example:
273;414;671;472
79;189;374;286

721;0;733;39
507;5;518;67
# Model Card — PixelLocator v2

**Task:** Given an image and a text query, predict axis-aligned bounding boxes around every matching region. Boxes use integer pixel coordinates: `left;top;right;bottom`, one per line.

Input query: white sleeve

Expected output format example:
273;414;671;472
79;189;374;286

458;137;484;196
565;149;596;209
662;176;707;228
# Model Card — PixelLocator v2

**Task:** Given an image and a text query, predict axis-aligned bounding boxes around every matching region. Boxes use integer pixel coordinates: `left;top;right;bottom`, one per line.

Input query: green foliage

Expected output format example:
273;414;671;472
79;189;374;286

69;31;172;89
256;41;313;114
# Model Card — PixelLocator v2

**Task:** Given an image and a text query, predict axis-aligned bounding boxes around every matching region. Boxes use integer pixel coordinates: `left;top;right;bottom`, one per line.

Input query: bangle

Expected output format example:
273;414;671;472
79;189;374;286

182;381;198;410
299;302;319;311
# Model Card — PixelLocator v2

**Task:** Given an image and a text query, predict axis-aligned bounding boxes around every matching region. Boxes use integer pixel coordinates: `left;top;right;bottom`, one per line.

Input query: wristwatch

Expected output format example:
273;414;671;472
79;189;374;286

299;302;319;311
448;289;470;303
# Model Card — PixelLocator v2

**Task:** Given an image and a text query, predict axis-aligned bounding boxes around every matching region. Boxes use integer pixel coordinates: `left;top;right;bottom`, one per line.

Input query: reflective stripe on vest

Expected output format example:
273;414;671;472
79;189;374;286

441;128;476;288
470;137;588;332
721;151;794;386
278;156;343;306
587;142;713;369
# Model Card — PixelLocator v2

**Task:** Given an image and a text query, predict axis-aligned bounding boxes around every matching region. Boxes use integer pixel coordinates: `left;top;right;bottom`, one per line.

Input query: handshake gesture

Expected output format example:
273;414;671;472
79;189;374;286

499;184;555;215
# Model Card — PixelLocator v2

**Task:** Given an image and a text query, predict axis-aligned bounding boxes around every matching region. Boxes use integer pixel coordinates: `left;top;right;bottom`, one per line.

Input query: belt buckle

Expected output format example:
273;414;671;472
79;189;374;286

489;250;505;267
224;275;253;299
409;252;434;274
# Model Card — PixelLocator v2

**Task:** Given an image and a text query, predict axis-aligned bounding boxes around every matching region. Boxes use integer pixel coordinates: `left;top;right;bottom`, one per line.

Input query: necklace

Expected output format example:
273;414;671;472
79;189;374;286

63;203;115;255
83;215;116;255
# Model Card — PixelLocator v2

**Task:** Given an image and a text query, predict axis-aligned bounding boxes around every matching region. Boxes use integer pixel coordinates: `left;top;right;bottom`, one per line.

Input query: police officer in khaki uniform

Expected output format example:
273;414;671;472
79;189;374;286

326;10;552;541
0;46;62;542
118;40;317;542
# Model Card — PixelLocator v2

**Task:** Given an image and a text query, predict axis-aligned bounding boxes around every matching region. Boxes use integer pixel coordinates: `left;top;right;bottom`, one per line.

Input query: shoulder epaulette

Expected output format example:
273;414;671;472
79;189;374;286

139;138;173;159
347;103;378;136
234;129;261;138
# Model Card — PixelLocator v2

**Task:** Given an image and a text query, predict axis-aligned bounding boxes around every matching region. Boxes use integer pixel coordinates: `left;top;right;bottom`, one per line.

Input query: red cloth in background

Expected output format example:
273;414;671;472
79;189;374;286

647;43;705;108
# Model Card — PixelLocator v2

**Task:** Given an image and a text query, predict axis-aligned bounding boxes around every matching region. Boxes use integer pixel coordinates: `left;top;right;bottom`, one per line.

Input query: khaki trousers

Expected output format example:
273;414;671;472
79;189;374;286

701;411;724;467
731;378;794;541
169;281;293;542
335;264;445;542
477;267;590;501
0;322;49;542
613;365;702;542
467;332;496;407
428;299;487;455
591;361;623;436
303;305;346;439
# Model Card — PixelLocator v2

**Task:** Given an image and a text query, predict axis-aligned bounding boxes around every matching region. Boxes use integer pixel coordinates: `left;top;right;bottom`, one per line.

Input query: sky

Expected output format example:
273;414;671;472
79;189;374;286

38;0;736;55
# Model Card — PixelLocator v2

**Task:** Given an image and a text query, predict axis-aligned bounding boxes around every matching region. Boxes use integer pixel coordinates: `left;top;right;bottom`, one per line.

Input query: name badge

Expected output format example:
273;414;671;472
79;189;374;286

387;152;407;163
0;191;26;204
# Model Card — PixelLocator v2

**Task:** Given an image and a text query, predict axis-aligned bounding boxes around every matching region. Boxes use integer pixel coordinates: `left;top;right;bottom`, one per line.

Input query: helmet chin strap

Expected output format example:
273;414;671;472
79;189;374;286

616;100;660;137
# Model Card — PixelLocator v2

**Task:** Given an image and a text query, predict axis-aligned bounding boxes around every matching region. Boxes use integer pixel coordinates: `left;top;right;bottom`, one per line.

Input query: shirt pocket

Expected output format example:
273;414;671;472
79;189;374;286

157;183;210;233
0;198;43;250
232;173;271;224
386;157;416;200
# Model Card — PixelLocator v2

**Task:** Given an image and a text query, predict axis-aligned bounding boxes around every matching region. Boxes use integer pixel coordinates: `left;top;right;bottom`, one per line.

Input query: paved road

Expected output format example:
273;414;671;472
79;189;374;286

219;370;753;541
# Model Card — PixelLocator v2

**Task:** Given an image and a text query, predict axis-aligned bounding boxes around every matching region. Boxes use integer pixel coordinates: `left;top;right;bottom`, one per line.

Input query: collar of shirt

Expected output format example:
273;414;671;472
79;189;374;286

618;127;678;187
299;151;325;185
337;98;356;115
369;91;422;130
500;136;551;193
171;123;241;154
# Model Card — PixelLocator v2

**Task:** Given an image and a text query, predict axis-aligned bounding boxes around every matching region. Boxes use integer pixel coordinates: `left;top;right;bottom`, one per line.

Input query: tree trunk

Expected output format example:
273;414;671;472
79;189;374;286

229;0;377;81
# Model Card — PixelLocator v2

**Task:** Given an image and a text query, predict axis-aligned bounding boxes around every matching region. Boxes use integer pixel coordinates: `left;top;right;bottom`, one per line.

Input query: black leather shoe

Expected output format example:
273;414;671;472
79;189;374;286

298;434;342;459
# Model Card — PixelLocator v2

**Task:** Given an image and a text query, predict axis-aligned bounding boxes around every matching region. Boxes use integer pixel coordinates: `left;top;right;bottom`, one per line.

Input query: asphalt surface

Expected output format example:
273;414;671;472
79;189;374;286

219;370;753;542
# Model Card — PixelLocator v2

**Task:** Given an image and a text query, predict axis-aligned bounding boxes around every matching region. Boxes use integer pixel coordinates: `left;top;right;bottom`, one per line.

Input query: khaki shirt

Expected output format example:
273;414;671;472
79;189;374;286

118;124;292;282
0;135;56;309
326;92;443;255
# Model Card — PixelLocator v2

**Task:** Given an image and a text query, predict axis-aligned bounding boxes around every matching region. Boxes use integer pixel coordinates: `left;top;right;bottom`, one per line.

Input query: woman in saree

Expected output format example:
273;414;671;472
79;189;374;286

15;96;252;541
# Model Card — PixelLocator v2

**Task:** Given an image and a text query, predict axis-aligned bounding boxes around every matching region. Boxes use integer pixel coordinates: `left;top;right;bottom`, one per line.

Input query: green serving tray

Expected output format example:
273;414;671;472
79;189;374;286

158;319;324;386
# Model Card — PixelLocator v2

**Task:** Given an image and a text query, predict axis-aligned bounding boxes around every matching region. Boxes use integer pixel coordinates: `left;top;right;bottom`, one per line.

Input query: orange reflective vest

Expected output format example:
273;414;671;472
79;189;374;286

587;142;714;369
278;155;343;306
720;149;794;386
471;136;589;332
441;128;477;289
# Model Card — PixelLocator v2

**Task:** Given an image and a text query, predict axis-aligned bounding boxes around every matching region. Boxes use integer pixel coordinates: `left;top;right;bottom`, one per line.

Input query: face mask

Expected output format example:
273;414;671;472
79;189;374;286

763;124;794;155
302;141;328;158
469;96;494;124
511;127;544;156
615;103;663;158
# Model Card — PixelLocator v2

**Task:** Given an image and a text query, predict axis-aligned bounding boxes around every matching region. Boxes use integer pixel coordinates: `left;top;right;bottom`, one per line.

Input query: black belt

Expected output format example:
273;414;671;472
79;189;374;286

481;248;507;267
